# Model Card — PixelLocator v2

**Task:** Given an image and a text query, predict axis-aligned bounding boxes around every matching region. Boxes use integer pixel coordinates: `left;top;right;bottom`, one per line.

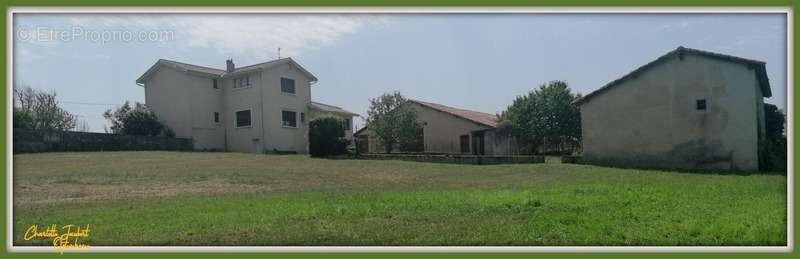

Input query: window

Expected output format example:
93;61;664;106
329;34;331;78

282;110;297;128
460;135;470;153
214;112;220;123
696;99;707;111
235;110;251;127
300;112;306;123
212;79;218;89
281;78;296;94
343;118;351;131
234;76;250;88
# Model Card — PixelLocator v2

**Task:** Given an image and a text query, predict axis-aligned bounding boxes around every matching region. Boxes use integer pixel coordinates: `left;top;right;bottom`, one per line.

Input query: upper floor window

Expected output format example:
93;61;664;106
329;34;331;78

212;79;218;89
233;76;251;88
696;99;707;111
235;110;251;128
281;78;295;94
342;118;351;131
282;110;297;128
214;112;220;124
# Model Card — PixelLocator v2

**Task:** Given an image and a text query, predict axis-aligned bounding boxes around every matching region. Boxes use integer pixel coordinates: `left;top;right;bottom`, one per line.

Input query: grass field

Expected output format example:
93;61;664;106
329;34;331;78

12;151;787;246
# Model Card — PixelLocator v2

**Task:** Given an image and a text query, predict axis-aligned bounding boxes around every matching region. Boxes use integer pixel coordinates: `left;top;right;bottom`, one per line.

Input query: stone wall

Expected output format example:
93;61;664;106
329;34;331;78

13;129;193;154
359;153;544;165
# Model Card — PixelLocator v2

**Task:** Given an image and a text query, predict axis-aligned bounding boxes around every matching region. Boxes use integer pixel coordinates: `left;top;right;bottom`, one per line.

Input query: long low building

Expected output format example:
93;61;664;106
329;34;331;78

355;100;520;155
575;46;772;171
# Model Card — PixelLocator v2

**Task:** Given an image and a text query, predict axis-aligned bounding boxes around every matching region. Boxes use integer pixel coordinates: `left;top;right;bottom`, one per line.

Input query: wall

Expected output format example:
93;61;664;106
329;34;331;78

359;153;544;165
411;102;490;154
14;129;192;153
143;65;225;151
579;54;764;170
258;62;313;153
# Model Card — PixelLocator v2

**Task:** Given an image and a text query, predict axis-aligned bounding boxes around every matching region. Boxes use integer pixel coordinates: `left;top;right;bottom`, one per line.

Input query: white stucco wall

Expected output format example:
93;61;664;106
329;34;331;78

144;66;225;150
579;54;766;170
143;60;315;154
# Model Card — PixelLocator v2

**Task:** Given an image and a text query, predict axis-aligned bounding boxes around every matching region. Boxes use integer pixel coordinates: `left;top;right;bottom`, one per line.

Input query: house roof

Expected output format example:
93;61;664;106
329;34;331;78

309;102;359;117
574;46;772;105
136;57;318;85
410;100;498;128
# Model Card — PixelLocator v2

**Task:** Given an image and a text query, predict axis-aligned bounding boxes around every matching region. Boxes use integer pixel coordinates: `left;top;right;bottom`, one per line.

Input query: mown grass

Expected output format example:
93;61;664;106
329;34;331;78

12;151;787;246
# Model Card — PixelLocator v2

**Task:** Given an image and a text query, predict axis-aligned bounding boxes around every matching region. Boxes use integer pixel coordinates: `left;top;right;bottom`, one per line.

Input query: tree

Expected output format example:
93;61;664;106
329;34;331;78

103;101;171;136
366;92;422;153
308;117;350;157
499;81;582;155
13;86;77;131
761;103;786;171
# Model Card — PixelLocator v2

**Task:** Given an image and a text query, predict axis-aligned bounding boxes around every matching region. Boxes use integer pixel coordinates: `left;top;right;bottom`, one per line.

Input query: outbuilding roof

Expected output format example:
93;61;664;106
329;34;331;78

410;100;498;128
574;46;772;105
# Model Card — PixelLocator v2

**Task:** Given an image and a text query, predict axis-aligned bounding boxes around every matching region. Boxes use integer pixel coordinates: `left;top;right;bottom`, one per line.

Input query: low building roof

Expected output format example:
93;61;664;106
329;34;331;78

354;100;499;136
574;46;772;105
410;100;498;128
309;102;359;117
136;58;317;85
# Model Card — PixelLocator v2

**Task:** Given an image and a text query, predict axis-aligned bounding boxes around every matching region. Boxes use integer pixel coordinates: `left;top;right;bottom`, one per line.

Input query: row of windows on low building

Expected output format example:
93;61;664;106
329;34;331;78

215;110;351;131
211;77;296;94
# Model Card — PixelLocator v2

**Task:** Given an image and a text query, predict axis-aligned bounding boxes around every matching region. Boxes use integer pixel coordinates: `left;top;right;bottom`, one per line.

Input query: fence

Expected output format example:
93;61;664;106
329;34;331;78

13;128;193;154
359;153;544;165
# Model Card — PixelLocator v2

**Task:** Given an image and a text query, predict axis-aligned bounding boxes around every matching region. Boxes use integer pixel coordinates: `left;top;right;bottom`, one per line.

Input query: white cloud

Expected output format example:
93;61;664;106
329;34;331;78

63;14;387;60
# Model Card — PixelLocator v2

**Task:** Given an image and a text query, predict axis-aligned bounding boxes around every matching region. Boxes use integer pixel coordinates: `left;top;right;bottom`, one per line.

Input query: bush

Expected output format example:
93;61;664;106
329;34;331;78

103;101;172;136
309;117;350;157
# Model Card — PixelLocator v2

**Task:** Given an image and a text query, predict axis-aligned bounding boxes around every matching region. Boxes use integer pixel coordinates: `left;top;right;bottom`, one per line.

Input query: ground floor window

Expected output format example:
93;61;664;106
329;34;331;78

460;134;470;153
235;110;251;128
282;110;297;128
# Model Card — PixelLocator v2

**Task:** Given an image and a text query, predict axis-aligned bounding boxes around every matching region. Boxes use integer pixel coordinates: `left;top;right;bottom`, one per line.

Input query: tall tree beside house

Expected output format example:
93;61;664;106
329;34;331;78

308;117;350;157
760;103;786;171
500;81;582;155
13;86;77;131
366;92;422;153
103;101;172;137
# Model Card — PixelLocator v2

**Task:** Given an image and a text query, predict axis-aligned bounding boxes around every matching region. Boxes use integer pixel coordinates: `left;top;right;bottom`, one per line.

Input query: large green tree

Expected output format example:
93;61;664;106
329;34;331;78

499;80;581;154
761;103;786;171
13;86;77;131
103;101;172;136
366;92;422;153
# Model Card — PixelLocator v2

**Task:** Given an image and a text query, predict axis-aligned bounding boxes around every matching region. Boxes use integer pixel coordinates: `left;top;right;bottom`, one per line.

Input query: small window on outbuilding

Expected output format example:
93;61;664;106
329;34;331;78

212;79;218;89
460;134;470;153
214;112;220;123
696;99;707;111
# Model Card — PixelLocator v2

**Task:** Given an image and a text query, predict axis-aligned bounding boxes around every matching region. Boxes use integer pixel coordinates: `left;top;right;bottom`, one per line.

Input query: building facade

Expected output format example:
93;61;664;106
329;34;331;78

575;47;772;171
356;100;519;155
136;58;356;153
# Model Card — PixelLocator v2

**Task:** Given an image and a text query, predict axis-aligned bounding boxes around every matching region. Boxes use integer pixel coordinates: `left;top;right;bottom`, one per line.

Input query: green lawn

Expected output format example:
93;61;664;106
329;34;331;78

12;151;786;246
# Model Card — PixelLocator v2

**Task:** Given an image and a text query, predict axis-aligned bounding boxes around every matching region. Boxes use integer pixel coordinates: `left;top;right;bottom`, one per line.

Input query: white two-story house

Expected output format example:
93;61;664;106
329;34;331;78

135;58;357;153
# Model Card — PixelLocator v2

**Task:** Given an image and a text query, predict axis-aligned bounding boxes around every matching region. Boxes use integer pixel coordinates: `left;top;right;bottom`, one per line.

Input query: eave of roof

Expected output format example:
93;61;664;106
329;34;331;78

574;46;772;105
309;101;359;116
136;57;318;85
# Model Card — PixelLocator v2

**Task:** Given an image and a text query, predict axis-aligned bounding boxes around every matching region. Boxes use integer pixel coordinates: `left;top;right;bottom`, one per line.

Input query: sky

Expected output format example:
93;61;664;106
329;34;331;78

13;13;787;132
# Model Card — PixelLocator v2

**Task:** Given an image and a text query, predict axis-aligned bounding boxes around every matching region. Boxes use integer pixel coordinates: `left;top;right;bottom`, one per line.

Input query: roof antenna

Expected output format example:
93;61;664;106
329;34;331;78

277;47;281;59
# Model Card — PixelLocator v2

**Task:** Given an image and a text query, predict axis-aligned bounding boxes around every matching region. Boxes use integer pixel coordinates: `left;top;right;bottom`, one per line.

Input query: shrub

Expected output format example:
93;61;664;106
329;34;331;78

103;101;172;136
309;117;350;157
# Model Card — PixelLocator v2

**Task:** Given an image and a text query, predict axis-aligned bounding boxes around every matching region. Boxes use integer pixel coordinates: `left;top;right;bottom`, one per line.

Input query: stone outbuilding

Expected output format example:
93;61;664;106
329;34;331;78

575;46;772;171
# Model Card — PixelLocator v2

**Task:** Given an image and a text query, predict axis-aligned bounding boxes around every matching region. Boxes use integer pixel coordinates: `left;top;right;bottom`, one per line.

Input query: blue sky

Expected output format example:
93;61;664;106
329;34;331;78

13;13;787;132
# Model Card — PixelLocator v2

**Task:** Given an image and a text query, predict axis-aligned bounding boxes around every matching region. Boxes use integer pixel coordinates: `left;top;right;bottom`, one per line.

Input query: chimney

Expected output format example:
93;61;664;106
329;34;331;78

226;59;235;72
